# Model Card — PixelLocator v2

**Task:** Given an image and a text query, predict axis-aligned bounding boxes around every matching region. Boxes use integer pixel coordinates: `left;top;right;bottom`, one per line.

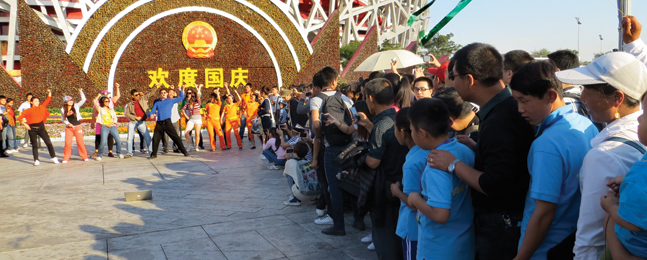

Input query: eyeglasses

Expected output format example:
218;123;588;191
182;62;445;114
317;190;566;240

413;87;430;92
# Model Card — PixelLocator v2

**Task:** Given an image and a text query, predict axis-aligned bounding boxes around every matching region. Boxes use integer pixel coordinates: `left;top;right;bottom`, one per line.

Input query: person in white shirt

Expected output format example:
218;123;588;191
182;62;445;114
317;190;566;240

556;52;647;260
623;16;647;65
17;92;33;148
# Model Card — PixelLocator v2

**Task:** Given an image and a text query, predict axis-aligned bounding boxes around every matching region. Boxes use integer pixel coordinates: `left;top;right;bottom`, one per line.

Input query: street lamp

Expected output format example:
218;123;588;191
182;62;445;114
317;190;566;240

576;17;581;62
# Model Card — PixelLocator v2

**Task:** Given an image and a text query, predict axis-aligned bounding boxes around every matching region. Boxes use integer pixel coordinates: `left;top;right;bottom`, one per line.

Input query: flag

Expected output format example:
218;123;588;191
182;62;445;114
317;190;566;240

407;0;437;26
420;0;472;45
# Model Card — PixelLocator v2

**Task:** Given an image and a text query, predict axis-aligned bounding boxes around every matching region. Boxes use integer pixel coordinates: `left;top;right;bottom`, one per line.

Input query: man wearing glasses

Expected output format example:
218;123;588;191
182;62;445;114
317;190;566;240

124;87;157;158
412;77;433;101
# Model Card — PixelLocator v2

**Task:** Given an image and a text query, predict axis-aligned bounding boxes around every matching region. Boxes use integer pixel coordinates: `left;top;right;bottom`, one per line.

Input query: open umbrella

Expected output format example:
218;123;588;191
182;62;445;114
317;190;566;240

354;50;425;72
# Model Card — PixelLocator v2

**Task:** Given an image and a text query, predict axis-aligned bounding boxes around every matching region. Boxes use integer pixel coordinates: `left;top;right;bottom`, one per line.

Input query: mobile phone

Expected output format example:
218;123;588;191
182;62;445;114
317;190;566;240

321;114;330;122
423;55;431;62
391;57;397;63
350;107;358;121
286;148;294;154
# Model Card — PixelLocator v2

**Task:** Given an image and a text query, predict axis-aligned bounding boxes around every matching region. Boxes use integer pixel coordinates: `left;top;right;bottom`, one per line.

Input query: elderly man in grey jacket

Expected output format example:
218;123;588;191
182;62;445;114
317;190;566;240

124;87;157;158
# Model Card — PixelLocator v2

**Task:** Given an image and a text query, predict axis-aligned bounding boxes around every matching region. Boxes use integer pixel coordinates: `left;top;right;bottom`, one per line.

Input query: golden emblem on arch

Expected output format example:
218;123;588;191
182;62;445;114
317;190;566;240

182;21;217;58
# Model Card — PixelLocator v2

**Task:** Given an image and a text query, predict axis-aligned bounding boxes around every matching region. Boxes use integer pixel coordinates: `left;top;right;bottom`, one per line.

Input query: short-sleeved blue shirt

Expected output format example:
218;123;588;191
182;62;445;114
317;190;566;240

396;145;429;241
418;139;476;260
615;152;647;258
519;105;598;259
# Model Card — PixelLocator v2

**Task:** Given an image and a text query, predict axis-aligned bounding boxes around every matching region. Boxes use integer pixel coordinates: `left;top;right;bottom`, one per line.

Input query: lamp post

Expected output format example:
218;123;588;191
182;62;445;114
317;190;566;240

576;17;581;62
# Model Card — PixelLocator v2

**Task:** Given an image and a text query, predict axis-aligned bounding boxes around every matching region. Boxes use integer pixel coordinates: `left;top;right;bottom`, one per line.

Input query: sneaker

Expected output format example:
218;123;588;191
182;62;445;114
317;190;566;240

260;154;267;160
33;160;40;166
209;149;215;152
195;147;200;152
361;234;373;244
161;149;168;154
267;165;281;170
90;152;98;158
124;154;133;159
149;155;157;159
108;152;115;157
23;143;29;148
118;154;124;159
141;149;148;153
239;147;243;150
316;209;325;217
314;214;334;225
16;147;22;151
367;242;375;251
96;157;102;161
62;160;68;164
251;146;256;150
83;158;89;162
284;196;301;206
51;157;60;164
10;149;18;153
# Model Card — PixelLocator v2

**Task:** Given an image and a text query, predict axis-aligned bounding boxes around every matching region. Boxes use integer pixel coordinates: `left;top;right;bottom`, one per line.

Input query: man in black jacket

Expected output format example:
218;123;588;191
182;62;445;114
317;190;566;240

427;43;535;260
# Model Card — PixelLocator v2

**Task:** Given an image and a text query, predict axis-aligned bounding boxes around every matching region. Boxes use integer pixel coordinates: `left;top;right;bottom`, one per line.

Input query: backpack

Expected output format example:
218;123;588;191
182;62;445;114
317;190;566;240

317;92;353;147
294;160;322;196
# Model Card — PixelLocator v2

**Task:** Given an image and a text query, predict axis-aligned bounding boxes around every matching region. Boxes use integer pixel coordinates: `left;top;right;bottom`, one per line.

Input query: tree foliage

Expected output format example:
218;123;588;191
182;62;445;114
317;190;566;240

532;48;551;57
420;33;462;58
594;51;613;60
340;40;362;68
379;39;402;51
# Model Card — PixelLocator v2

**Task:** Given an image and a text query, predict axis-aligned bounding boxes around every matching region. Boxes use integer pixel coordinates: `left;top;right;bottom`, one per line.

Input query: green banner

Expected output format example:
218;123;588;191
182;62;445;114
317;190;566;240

420;0;472;45
407;0;437;26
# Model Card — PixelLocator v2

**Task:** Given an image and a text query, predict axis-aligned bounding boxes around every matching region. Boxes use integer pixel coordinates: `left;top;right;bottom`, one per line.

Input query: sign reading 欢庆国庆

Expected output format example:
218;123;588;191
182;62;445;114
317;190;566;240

182;21;217;59
147;67;249;88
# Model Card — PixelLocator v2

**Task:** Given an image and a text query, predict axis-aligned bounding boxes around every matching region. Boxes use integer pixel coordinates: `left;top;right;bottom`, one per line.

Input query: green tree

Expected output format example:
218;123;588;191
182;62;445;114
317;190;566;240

420;33;462;58
340;40;362;68
379;39;402;51
532;48;551;57
594;51;613;60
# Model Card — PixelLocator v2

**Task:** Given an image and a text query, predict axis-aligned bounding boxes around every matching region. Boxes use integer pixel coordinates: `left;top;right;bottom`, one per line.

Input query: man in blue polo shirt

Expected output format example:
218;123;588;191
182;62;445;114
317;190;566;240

508;61;598;260
149;86;188;158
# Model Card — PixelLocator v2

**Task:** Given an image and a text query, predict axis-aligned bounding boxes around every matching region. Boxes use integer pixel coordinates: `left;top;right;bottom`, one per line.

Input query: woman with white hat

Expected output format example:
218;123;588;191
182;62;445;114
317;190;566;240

555;52;647;259
61;88;89;163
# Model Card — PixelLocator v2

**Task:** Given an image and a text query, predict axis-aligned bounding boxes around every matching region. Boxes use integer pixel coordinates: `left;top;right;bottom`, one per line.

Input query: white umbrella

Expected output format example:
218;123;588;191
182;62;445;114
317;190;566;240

354;50;425;72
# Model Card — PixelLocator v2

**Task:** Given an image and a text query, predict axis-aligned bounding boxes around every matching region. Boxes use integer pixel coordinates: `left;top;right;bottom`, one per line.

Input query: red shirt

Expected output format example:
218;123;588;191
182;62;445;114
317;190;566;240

17;96;51;124
134;102;145;118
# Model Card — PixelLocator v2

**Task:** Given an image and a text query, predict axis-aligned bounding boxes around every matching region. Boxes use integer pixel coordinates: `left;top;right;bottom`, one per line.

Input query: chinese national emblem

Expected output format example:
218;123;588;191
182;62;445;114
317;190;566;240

182;21;217;58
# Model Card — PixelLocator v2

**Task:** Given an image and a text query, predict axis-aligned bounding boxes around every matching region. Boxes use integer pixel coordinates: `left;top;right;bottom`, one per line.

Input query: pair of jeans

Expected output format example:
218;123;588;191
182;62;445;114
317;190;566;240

262;149;287;166
324;145;346;231
2;125;15;150
28;122;56;161
127;121;152;155
474;211;523;260
98;125;121;156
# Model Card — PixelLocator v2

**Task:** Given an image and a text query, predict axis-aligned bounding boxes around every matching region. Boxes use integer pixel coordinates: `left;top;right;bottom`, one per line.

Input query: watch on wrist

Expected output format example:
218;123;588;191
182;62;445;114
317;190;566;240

448;159;461;174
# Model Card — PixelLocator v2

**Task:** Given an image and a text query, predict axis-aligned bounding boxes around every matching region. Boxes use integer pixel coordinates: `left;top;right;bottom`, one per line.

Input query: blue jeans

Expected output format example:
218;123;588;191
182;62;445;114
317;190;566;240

262;149;287;166
324;145;346;231
2;125;15;150
239;115;246;138
99;125;122;156
127;121;152;155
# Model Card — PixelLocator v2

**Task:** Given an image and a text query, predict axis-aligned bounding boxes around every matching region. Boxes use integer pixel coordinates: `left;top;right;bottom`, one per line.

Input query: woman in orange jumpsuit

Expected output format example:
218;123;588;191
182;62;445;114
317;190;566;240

221;83;243;150
245;93;262;149
205;90;225;151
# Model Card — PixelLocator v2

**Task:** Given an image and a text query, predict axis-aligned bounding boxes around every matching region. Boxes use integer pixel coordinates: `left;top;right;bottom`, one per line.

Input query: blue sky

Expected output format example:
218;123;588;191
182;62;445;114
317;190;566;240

425;0;647;61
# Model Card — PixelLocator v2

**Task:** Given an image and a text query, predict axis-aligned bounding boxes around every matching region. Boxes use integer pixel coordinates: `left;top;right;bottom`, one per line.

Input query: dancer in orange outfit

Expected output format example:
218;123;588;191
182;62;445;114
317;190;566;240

221;83;243;150
245;93;262;149
205;90;225;151
61;88;89;163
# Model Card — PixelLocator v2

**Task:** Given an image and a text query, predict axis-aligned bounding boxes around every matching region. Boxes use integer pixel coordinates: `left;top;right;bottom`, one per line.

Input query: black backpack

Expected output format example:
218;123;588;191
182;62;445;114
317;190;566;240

318;92;353;147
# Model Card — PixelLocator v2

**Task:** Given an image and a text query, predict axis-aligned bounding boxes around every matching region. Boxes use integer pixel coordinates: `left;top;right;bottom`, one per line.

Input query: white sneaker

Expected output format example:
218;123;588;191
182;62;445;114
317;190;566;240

51;157;60;164
367;242;375;251
10;149;18;153
195;147;200;152
267;165;280;170
62;160;68;164
316;209;325;217
260;154;267;160
361;234;373;244
33;160;40;166
118;154;124;159
23;143;29;148
314;214;333;225
96;157;102;161
83;159;89;162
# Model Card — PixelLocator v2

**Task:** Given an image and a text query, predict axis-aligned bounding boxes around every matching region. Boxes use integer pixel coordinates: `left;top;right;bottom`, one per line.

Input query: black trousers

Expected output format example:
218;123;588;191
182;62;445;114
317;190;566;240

371;203;403;260
315;147;331;212
152;119;187;156
474;211;522;260
28;122;56;161
95;133;114;151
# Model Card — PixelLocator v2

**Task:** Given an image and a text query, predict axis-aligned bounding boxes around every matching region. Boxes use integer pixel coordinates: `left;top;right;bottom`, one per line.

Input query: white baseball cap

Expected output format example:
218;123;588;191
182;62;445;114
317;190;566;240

555;52;647;100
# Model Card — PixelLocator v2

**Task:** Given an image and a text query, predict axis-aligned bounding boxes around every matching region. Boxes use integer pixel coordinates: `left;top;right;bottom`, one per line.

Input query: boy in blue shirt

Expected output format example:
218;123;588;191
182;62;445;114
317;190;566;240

601;90;647;259
390;107;427;260
509;61;598;260
406;98;476;260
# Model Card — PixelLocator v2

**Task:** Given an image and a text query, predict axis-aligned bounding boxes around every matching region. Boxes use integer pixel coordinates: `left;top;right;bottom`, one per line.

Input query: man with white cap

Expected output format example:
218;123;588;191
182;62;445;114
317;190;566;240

555;52;647;260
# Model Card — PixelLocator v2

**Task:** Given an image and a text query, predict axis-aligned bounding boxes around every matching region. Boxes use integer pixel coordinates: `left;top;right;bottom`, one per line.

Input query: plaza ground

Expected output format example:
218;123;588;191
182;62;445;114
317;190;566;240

0;136;375;260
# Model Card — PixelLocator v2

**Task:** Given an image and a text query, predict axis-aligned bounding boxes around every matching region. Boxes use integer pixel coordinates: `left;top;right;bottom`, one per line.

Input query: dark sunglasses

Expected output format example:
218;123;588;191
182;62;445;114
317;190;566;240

448;73;469;81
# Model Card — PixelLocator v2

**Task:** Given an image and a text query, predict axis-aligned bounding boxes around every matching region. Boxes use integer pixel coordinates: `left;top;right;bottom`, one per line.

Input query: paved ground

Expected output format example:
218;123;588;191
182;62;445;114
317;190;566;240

0;136;376;260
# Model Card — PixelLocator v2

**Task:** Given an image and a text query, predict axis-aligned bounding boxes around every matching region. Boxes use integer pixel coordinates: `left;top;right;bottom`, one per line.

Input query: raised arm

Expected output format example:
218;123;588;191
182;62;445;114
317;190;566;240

42;89;52;107
77;88;87;107
233;88;242;103
93;93;102;110
112;83;121;103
